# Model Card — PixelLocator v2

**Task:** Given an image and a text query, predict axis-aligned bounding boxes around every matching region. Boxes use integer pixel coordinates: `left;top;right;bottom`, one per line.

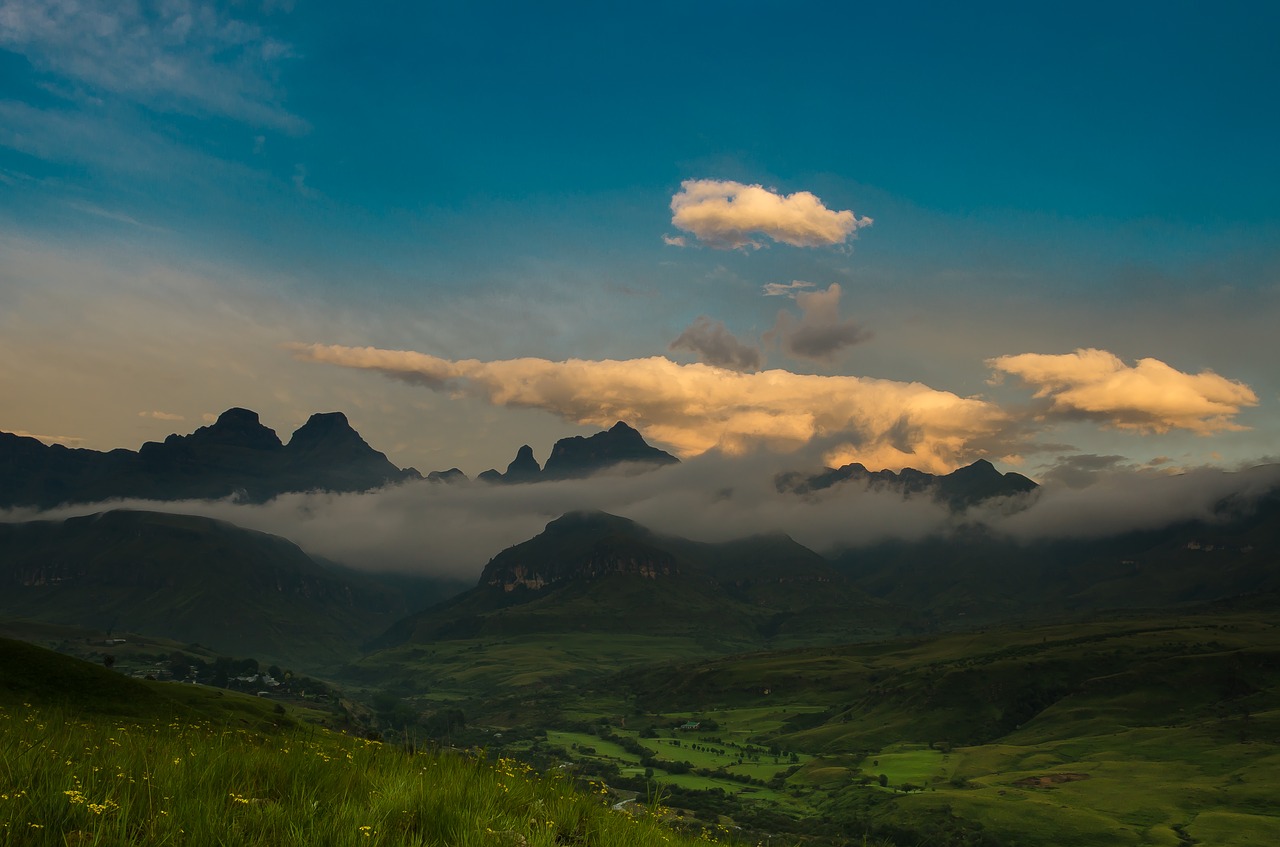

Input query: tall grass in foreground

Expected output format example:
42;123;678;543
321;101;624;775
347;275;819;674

0;704;728;846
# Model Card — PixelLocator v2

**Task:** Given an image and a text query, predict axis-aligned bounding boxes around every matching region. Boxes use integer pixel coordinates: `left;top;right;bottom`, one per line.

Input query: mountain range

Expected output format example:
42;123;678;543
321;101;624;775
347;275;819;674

776;457;1038;509
0;411;684;508
0;408;417;508
2;408;1038;510
4;406;1278;675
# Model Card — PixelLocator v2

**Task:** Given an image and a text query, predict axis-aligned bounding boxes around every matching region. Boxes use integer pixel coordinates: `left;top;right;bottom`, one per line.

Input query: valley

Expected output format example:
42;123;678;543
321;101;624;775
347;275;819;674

3;413;1279;845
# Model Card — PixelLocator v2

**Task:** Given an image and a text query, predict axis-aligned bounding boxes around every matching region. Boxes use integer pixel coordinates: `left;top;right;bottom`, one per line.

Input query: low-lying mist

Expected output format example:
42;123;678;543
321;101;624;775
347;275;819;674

5;456;1278;582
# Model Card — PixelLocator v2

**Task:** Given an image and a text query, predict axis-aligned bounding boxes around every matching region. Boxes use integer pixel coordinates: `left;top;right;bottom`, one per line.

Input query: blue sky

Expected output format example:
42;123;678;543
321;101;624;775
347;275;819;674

2;0;1278;479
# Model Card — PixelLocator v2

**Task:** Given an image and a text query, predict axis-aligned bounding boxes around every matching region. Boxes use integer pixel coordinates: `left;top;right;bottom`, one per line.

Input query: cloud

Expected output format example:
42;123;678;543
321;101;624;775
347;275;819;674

668;317;762;372
767;283;872;362
0;0;303;131
0;451;963;579
989;462;1280;541
12;451;1279;583
138;410;185;422
669;179;872;249
288;343;1011;474
292;163;318;199
6;430;82;446
1036;453;1131;489
762;280;816;297
662;234;687;247
988;348;1258;434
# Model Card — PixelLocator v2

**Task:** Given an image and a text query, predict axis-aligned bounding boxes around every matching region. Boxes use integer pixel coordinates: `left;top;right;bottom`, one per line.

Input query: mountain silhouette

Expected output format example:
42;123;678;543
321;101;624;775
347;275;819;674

0;408;419;508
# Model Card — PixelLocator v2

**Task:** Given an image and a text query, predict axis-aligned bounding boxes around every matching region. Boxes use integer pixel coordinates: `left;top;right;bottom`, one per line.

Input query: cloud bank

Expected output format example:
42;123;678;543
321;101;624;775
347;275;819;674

669;179;872;249
11;456;1278;583
288;344;1009;473
669;317;762;372
989;348;1258;434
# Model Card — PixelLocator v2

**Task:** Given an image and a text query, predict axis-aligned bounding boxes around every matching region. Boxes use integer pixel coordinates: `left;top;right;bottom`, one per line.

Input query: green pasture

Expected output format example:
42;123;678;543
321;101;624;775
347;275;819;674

859;744;952;789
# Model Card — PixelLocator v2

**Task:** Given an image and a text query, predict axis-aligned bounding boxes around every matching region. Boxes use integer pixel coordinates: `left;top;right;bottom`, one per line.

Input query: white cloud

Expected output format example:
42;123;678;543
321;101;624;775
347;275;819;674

762;280;817;297
288;343;1011;474
988;348;1258;435
138;410;185;422
669;179;872;249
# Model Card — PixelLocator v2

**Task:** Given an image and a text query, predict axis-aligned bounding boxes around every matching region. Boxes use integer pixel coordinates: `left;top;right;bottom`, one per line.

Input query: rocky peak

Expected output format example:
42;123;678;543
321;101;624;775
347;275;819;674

286;412;369;457
542;421;678;480
187;408;283;451
504;445;542;482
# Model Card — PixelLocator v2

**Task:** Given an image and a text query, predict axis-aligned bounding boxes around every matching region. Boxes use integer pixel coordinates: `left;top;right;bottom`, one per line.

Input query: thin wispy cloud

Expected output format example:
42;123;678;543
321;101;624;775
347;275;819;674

0;0;304;131
6;430;83;446
669;179;872;249
762;280;817;297
138;410;185;422
989;348;1258;435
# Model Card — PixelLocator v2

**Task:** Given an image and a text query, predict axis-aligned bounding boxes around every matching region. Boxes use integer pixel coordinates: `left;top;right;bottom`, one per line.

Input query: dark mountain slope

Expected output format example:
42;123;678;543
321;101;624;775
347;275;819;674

834;475;1280;624
0;510;425;666
368;511;896;650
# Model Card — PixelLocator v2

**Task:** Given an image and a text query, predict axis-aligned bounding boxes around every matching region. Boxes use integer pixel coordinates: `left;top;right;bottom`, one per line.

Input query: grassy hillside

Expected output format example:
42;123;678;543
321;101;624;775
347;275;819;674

349;610;1280;846
0;639;752;847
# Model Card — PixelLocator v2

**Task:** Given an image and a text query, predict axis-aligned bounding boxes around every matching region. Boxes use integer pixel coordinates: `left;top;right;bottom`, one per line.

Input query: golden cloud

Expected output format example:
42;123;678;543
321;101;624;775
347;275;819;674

669;179;872;249
988;348;1258;434
288;344;1008;473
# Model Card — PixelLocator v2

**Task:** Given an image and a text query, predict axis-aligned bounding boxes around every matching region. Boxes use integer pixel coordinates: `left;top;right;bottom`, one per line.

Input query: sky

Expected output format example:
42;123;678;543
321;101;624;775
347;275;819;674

3;0;1279;483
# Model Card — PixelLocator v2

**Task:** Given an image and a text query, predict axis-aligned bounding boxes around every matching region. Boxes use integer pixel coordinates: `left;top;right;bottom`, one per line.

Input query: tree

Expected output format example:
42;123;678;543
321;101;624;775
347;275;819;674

878;774;889;788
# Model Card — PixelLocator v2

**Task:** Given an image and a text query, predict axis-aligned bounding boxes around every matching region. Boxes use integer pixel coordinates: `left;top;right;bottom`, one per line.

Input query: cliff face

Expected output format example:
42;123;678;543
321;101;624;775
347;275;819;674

484;548;679;592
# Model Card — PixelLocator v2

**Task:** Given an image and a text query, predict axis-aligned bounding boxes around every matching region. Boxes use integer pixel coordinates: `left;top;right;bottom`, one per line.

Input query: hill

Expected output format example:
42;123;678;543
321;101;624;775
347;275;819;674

0;639;718;847
0;509;432;666
369;510;897;651
834;476;1280;624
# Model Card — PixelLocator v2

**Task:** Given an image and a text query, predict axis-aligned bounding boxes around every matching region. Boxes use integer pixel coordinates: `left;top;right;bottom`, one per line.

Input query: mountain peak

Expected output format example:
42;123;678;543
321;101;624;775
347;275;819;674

299;411;352;431
544;509;641;533
502;444;542;482
287;412;363;449
542;421;678;480
187;407;282;451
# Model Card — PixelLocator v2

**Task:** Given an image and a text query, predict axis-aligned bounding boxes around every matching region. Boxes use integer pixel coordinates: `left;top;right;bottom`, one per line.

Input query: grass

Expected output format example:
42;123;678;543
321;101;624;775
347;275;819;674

0;703;733;846
859;744;950;790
